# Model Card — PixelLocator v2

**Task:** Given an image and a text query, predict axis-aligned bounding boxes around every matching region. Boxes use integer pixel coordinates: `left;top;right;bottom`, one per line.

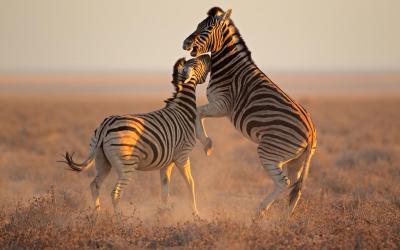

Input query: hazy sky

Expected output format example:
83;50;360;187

0;0;399;73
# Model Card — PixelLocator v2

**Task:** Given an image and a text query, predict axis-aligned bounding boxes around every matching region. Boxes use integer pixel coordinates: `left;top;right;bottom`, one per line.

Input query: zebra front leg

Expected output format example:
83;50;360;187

196;106;212;156
256;145;290;217
90;150;111;213
176;158;199;217
196;101;228;156
159;162;174;211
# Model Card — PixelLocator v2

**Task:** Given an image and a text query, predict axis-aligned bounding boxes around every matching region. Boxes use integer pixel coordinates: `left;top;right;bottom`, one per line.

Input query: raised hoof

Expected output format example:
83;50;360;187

204;138;213;156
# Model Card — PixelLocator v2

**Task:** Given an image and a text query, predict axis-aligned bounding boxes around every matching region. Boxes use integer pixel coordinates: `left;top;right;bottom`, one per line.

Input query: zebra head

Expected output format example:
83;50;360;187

183;54;211;85
183;7;232;57
169;55;210;99
166;55;210;105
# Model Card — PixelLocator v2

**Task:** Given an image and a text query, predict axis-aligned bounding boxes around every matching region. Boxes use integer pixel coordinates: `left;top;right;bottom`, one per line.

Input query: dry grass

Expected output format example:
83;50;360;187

0;95;399;249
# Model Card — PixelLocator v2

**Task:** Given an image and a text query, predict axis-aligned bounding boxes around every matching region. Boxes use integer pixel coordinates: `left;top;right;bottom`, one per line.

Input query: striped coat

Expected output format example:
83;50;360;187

183;7;317;215
61;55;211;217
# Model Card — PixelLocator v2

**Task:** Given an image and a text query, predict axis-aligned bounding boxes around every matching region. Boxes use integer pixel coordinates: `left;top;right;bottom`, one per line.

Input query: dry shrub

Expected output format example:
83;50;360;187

0;96;400;249
336;151;356;168
336;146;394;169
1;187;398;249
357;147;392;164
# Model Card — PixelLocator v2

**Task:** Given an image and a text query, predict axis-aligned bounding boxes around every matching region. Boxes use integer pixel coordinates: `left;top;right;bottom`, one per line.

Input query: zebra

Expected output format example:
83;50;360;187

60;55;211;217
182;7;317;216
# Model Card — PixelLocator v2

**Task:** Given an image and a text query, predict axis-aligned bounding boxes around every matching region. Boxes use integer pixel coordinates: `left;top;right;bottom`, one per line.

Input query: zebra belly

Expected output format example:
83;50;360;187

136;154;174;171
132;139;175;171
229;106;309;151
230;115;261;144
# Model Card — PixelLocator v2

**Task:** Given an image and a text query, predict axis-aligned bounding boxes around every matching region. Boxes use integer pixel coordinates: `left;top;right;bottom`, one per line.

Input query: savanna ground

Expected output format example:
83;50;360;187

0;95;399;249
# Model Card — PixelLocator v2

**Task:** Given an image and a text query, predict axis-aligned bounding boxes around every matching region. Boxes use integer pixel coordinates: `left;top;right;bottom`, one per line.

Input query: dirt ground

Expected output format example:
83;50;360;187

0;95;399;249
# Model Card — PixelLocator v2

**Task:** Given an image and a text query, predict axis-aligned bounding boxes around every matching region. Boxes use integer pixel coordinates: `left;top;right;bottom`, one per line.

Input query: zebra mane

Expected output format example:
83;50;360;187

207;8;247;56
224;18;254;63
165;58;186;106
207;7;224;16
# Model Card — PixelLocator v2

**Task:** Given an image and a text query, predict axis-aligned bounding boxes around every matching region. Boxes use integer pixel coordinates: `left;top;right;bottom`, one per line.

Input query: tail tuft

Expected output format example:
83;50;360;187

66;151;82;171
58;123;102;172
58;151;94;172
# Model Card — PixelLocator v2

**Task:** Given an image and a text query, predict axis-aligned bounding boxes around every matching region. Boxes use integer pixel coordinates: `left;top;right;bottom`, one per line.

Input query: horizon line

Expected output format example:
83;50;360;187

1;71;400;85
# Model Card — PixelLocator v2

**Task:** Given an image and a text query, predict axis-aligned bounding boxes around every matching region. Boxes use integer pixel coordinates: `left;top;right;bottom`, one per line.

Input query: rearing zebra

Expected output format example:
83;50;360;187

61;55;211;217
183;7;317;215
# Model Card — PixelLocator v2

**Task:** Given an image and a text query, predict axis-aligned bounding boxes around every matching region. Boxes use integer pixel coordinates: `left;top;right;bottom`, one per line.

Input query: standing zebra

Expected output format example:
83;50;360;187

61;55;211;217
183;7;317;215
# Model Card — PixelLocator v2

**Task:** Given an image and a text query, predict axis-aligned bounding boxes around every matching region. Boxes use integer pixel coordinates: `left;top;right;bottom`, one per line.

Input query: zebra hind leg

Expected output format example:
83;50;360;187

285;155;305;215
109;159;138;220
90;149;111;213
287;145;315;215
256;146;290;217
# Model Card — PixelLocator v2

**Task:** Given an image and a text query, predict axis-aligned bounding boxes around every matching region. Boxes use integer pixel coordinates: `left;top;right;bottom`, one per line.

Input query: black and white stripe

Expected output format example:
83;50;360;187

61;55;211;217
183;7;317;215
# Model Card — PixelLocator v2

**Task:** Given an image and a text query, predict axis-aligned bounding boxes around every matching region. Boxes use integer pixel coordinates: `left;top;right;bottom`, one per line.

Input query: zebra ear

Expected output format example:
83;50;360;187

173;57;186;73
172;58;186;85
207;7;224;17
222;9;232;22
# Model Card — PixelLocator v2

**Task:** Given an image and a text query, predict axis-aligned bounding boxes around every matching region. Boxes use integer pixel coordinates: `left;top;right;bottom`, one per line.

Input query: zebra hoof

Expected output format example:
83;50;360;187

157;204;174;215
252;210;266;223
204;138;213;156
192;212;201;220
282;176;290;186
93;205;101;214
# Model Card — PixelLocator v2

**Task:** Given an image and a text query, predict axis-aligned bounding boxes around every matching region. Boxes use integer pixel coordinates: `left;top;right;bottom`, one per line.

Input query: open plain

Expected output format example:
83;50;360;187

0;95;399;249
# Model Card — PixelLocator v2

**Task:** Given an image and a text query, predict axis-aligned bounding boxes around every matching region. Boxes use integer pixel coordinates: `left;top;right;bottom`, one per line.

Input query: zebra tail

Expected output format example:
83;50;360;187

60;120;108;172
288;136;316;207
62;150;95;172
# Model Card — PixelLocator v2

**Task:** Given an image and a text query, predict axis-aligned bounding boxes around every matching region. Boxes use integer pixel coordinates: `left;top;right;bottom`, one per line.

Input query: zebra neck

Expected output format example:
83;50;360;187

169;85;197;120
210;24;255;81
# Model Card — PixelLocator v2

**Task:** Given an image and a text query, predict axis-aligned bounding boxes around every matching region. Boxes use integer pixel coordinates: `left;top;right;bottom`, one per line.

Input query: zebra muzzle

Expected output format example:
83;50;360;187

190;46;198;57
183;35;195;51
183;41;192;51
